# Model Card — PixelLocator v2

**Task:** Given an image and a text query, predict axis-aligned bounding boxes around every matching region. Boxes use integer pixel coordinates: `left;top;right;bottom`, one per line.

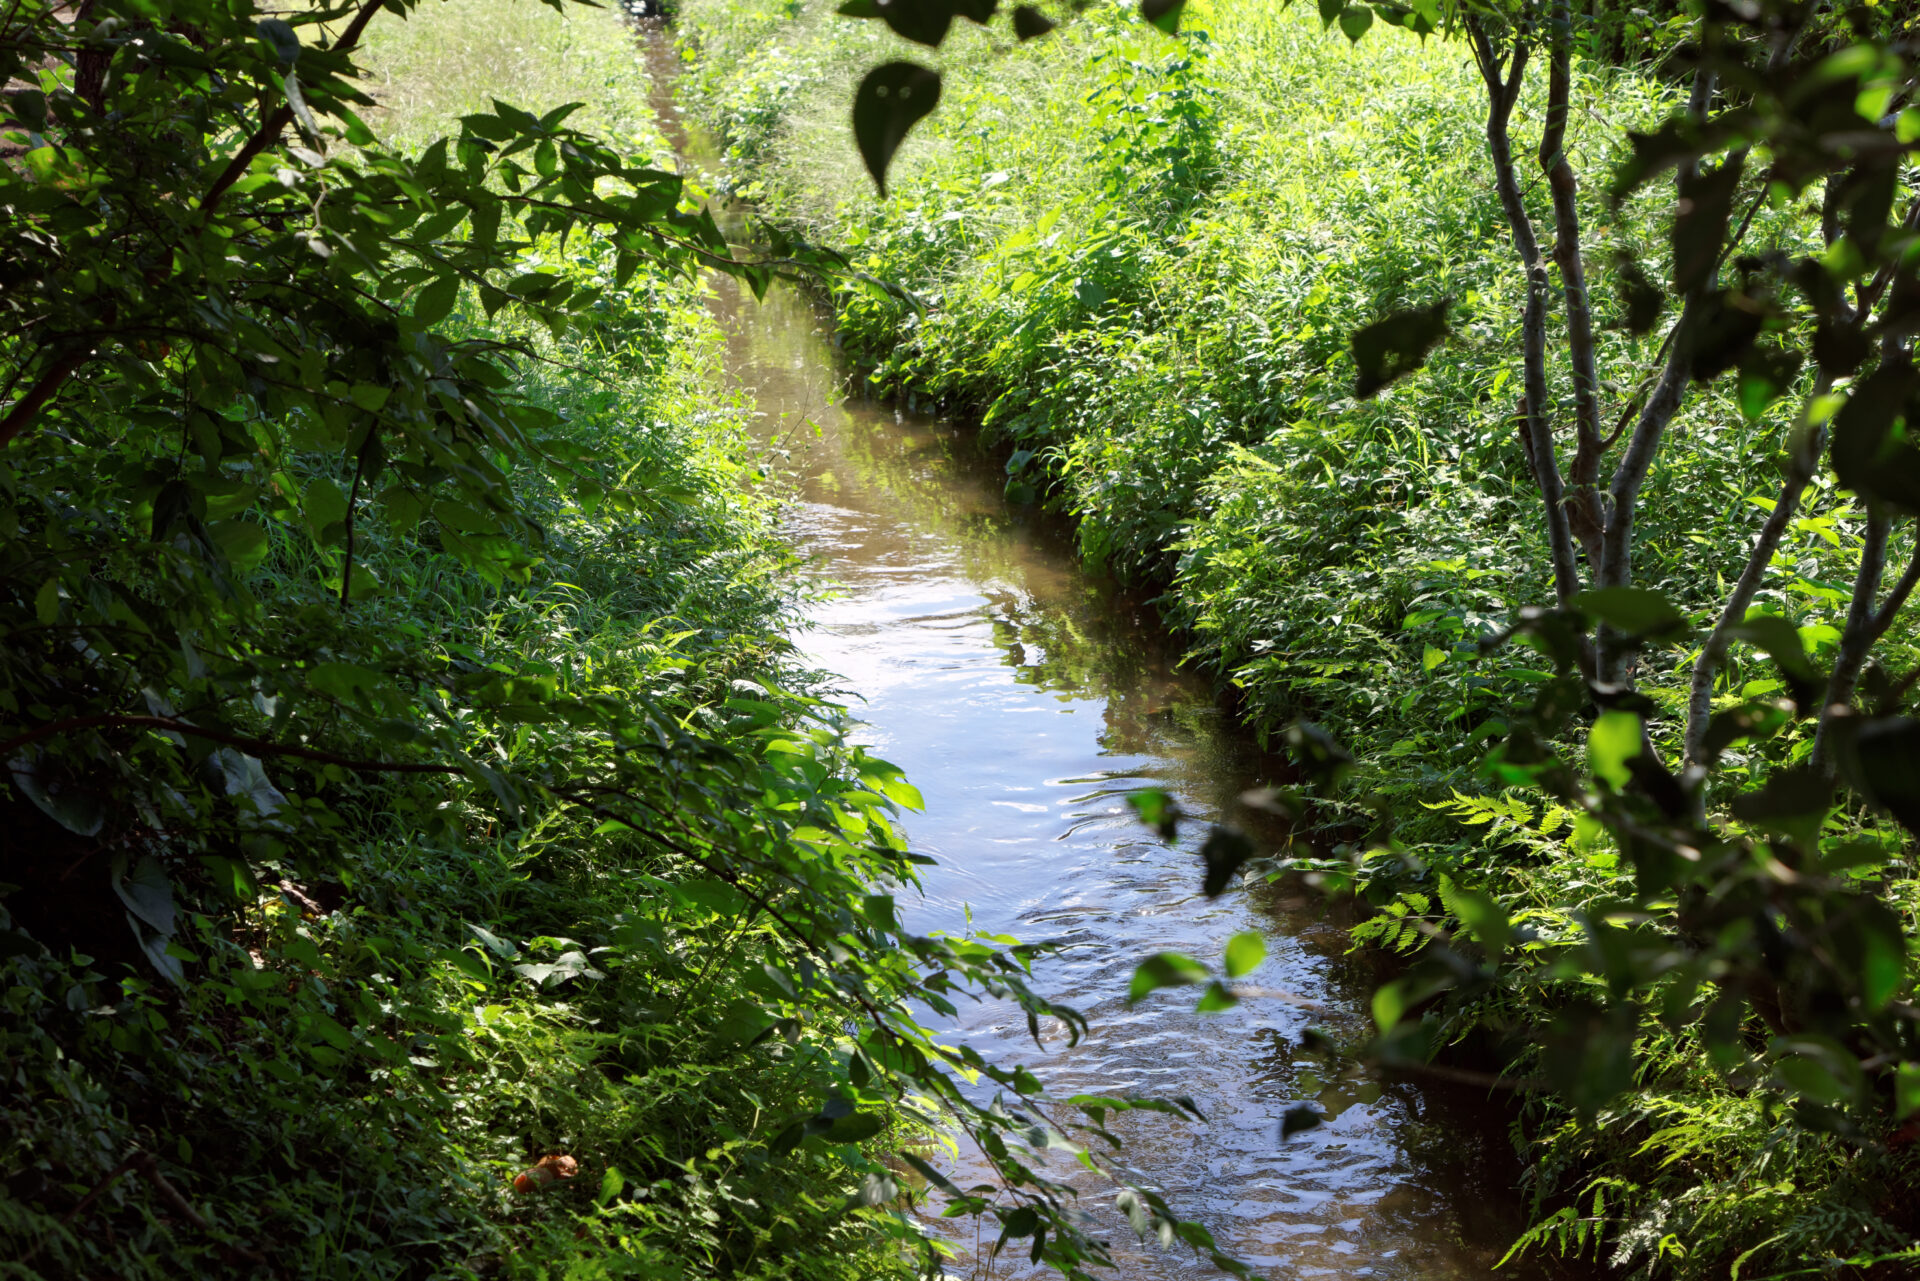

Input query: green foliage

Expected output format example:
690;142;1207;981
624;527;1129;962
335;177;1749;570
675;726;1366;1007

0;230;929;1275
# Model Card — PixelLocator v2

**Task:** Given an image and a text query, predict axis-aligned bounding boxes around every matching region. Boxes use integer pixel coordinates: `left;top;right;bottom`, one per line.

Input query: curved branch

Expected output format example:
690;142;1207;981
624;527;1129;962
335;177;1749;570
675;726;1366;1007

200;0;389;218
1683;389;1832;767
0;713;461;774
0;347;89;449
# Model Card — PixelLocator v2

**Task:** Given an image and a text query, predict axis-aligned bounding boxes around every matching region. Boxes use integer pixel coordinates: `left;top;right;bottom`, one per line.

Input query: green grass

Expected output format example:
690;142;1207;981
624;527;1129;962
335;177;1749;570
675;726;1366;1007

670;0;1920;1274
355;0;662;155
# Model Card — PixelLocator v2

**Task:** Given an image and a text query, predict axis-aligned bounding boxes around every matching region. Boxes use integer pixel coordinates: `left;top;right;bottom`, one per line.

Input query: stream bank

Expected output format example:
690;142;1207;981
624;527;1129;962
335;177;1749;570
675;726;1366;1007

640;21;1594;1280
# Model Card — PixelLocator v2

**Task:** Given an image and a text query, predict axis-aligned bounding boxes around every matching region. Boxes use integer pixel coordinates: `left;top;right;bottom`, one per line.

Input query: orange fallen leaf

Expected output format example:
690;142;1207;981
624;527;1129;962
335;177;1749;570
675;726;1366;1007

511;1154;579;1194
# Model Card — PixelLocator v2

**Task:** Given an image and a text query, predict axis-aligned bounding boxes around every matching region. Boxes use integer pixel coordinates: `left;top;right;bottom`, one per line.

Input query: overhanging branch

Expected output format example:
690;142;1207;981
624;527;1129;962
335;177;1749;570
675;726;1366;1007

0;713;462;775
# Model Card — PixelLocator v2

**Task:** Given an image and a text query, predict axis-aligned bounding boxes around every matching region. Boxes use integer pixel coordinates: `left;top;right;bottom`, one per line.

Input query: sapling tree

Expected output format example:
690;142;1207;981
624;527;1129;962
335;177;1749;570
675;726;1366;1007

1434;0;1920;777
1266;0;1920;1232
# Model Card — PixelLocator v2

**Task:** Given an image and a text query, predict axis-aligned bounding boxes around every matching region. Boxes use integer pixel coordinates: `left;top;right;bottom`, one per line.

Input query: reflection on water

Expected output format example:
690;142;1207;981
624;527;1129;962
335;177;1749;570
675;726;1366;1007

643;26;1588;1279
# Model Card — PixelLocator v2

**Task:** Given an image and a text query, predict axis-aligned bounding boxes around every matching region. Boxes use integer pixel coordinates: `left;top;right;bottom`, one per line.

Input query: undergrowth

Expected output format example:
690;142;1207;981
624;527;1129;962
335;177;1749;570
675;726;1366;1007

0;1;926;1276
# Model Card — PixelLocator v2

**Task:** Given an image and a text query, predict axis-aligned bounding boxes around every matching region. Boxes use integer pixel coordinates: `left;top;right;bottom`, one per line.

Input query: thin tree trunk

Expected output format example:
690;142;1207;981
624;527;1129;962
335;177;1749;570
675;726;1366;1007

1596;67;1717;683
1469;20;1585;625
1539;0;1607;574
1812;514;1920;775
1811;508;1890;776
1683;382;1833;766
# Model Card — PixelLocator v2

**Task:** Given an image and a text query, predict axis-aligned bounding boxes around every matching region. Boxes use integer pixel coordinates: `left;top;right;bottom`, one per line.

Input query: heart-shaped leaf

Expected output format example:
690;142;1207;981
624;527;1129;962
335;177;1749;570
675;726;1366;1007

1012;4;1055;38
853;62;942;197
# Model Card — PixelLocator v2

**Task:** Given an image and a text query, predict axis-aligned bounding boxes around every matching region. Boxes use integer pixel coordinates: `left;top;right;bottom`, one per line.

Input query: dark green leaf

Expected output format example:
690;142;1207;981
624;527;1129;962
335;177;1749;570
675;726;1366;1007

1574;586;1687;641
1830;362;1920;512
1012;4;1055;38
824;1110;885;1142
838;0;954;47
1280;1105;1322;1138
1282;721;1353;786
1351;299;1449;398
467;923;517;958
1128;952;1208;1003
1441;876;1510;961
1727;613;1821;710
1199;826;1254;897
1196;981;1238;1011
1141;0;1183;34
1126;787;1179;840
1613;253;1664;335
1848;717;1920;834
416;272;460;326
113;856;177;936
1672;154;1743;294
255;17;300;65
1736;342;1803;420
11;753;104;837
852;62;942;197
1731;766;1832;840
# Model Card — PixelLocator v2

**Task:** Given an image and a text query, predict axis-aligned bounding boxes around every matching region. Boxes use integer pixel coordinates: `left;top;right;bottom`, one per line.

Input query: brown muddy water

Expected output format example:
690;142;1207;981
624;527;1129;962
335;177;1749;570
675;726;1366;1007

640;24;1595;1281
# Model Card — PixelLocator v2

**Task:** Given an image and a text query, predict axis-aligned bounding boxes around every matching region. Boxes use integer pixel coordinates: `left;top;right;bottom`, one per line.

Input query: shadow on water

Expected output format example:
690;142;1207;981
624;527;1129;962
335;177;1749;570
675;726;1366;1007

637;21;1600;1280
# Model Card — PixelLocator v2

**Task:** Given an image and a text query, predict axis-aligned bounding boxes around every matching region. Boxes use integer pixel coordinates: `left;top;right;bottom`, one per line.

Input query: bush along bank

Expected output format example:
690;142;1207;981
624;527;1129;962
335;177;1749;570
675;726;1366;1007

3;275;922;1280
0;148;921;1281
672;0;1920;1273
0;0;1235;1275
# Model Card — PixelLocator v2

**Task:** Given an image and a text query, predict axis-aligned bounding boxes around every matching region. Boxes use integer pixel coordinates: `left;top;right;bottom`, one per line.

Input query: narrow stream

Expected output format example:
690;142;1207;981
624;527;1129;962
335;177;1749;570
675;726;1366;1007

642;27;1589;1280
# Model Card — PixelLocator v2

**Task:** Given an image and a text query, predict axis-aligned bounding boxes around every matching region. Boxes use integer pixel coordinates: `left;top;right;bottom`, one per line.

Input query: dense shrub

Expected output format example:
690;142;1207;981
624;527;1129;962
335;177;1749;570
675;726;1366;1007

1;2;948;1275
